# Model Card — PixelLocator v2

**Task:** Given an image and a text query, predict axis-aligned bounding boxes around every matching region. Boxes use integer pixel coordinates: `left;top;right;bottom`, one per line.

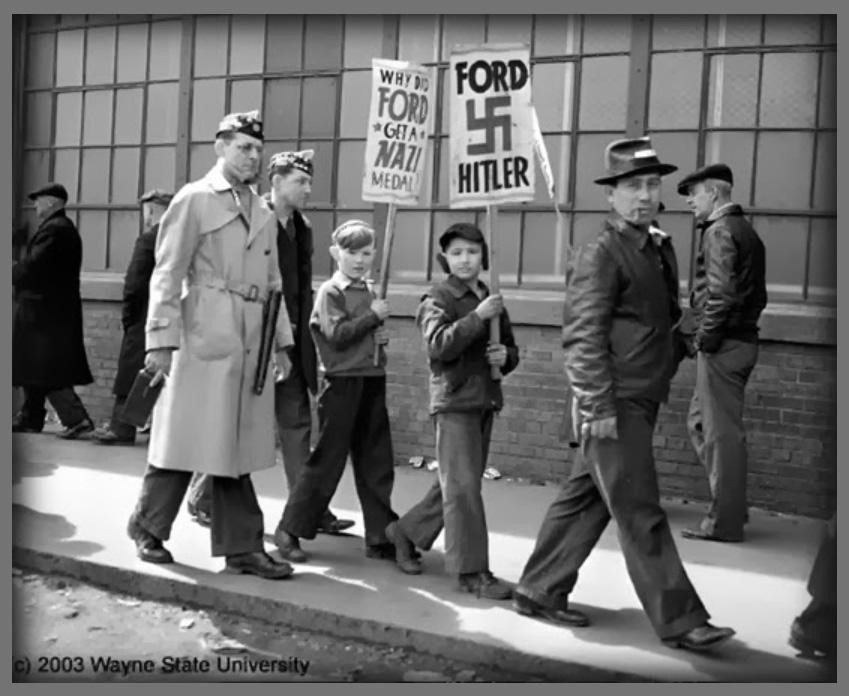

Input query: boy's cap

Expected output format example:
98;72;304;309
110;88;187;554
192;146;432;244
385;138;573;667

438;223;485;252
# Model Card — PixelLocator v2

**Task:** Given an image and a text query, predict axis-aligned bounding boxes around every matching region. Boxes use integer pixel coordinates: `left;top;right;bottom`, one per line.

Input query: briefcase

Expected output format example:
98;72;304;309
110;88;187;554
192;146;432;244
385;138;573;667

119;368;164;428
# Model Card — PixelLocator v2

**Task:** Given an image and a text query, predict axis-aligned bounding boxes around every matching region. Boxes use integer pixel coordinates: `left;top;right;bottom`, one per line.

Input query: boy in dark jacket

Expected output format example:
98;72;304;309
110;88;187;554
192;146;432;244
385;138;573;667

274;220;403;568
386;223;519;600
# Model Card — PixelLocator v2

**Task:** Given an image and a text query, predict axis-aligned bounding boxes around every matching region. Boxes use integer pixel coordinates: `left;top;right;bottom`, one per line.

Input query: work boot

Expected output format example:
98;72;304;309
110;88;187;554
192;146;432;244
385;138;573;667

385;521;422;575
57;418;95;440
273;528;308;563
316;512;355;535
93;426;135;446
126;517;173;564
663;623;736;652
457;570;512;600
512;592;590;627
225;551;294;580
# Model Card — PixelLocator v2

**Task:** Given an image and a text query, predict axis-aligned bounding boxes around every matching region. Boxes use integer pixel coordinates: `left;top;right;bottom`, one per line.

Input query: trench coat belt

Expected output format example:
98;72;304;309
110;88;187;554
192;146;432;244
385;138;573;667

190;277;267;303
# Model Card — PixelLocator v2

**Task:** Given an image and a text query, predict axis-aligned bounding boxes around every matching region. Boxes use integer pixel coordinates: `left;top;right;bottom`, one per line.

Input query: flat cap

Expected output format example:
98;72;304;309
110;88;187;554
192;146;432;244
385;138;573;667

28;182;68;202
677;163;734;195
139;189;174;206
216;109;264;141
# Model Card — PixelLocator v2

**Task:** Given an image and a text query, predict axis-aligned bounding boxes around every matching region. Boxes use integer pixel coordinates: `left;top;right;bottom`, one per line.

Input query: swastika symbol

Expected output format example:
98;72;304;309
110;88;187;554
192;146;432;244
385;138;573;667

465;96;512;156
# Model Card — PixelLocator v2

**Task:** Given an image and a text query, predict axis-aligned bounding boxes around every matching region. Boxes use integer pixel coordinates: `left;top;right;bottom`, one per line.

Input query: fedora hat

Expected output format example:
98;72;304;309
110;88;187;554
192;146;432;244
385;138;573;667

594;137;678;185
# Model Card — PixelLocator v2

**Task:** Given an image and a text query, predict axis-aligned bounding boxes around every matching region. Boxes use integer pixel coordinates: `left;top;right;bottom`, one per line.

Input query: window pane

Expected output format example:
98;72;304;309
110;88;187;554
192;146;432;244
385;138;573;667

574;133;620;210
83;89;113;146
308;210;336;277
441;15;485;60
532;14;580;57
56;29;84;86
760;53;818;128
78;210;108;271
646;132;698;211
108;210;142;271
398;15;438;64
117;22;148;83
706;15;762;47
752;215;806;300
145;146;176;192
114;88;143;144
265;14;302;72
343;16;385;69
532;134;570;206
572;212;608;249
651;15;705;50
649;53;701;129
85;25;115;84
579;56;628;130
813;132;836;211
703;131;755;207
522;211;570;284
582;15;631;54
808;217;836;299
301;77;338;139
391;210;430;282
146;82;179;144
230;79;263;114
80;148;110;203
823;15;836;43
763;15;820;45
229;15;265;74
298;140;333;204
25;92;52;147
23;150;51;203
491;210;520;285
754;132;813;210
706;53;759;128
819;52;836;128
190;79;225;141
340;71;371;138
149;20;181;80
487;15;531;46
55;92;83;146
194;16;228;77
189;142;216;181
53;149;80;204
263;79;300;140
532;62;573;132
111;147;141;203
337;140;366;206
59;15;86;27
26;32;55;88
303;15;342;70
29;15;57;28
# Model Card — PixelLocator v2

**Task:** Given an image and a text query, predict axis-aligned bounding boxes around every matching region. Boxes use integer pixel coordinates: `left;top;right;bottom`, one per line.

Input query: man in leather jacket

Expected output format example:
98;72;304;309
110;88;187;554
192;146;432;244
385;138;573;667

677;164;767;543
513;137;736;652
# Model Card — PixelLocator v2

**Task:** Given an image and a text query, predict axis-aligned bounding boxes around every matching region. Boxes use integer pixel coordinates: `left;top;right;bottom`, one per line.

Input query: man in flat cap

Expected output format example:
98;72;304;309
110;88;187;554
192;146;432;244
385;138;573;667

677;163;767;543
13;182;95;439
125;110;296;580
513;138;736;652
93;189;173;446
186;149;355;541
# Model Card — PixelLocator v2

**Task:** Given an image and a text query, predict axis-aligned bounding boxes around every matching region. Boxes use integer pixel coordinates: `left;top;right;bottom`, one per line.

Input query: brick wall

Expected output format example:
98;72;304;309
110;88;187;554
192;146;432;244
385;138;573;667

73;302;836;519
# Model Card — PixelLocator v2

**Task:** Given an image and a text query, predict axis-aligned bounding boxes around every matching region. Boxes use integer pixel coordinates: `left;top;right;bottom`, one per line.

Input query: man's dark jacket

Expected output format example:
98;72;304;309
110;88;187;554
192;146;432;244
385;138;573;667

12;209;93;387
563;213;685;424
690;203;767;352
112;225;158;396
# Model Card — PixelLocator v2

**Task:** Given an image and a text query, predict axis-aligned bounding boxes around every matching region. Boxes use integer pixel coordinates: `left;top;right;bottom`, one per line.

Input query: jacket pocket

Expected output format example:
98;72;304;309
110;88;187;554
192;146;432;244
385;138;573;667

183;286;240;361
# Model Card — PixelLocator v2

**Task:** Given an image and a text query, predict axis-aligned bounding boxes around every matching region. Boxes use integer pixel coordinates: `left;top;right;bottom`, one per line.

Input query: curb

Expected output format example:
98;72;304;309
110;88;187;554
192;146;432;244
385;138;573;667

13;545;652;683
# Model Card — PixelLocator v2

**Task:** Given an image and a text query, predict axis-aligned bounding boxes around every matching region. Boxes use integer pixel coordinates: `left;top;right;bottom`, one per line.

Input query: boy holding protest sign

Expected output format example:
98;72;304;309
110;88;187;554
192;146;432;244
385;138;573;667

274;220;407;569
385;223;519;599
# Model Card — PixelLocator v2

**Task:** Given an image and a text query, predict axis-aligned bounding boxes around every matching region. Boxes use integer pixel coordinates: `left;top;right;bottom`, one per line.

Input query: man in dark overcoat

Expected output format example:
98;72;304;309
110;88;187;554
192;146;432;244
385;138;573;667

12;182;94;439
93;189;173;445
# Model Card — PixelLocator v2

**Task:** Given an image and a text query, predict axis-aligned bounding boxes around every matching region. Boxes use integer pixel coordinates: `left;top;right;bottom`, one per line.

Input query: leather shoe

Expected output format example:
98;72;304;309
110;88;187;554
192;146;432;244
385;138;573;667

57;419;95;440
788;618;834;659
385;521;422;575
513;592;590;627
93;427;135;446
187;506;212;528
457;571;512;601
225;551;293;580
681;528;743;543
12;416;42;433
126;518;173;564
273;528;308;563
316;515;355;535
664;623;736;651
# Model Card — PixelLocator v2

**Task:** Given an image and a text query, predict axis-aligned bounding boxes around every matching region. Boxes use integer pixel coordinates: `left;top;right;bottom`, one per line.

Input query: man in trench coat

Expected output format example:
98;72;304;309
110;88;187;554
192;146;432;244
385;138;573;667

125;110;296;580
93;189;173;445
12;182;95;439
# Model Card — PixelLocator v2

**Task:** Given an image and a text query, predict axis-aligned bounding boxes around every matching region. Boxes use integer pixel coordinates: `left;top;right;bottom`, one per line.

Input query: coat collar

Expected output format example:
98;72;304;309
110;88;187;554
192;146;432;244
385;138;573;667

444;273;489;299
330;269;371;291
607;212;651;250
202;164;273;248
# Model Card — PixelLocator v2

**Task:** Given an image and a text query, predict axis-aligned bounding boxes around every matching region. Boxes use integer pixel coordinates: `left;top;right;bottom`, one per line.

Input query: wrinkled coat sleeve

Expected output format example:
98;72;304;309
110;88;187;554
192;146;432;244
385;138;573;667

312;283;380;350
268;234;294;351
696;224;738;352
121;231;156;329
415;287;487;362
562;242;618;422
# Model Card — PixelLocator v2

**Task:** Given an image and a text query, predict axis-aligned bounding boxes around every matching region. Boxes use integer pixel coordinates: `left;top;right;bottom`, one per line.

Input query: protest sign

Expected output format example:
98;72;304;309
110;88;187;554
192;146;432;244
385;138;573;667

362;58;435;205
448;44;535;209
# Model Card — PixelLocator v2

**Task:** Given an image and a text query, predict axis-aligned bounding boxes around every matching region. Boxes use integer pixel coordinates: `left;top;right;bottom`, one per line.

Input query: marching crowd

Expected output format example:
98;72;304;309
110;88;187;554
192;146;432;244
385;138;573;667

11;109;835;660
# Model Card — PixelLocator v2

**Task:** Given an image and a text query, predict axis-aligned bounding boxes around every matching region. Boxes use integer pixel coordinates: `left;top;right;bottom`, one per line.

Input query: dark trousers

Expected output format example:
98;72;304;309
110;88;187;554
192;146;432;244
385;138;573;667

517;398;709;640
687;339;758;539
398;410;494;574
108;395;137;440
280;375;397;546
130;465;265;557
794;515;836;651
18;386;90;429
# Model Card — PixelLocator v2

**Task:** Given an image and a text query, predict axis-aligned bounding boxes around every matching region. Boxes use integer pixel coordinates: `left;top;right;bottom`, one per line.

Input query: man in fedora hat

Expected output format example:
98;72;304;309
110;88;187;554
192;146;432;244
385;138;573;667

93;189;174;446
677;163;766;543
512;137;736;652
13;182;95;439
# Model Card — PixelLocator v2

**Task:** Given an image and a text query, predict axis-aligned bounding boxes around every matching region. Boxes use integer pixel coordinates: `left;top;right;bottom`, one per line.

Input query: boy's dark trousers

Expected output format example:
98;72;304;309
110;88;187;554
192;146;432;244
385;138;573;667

515;398;709;640
280;375;397;546
397;410;493;575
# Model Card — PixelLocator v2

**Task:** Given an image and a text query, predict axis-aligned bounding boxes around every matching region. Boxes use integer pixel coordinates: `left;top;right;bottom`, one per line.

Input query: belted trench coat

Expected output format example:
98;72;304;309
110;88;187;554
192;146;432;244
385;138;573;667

145;165;294;477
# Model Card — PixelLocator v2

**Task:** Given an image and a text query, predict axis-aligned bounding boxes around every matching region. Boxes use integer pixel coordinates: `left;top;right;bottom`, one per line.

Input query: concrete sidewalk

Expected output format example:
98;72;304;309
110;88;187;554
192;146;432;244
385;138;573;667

12;432;833;682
